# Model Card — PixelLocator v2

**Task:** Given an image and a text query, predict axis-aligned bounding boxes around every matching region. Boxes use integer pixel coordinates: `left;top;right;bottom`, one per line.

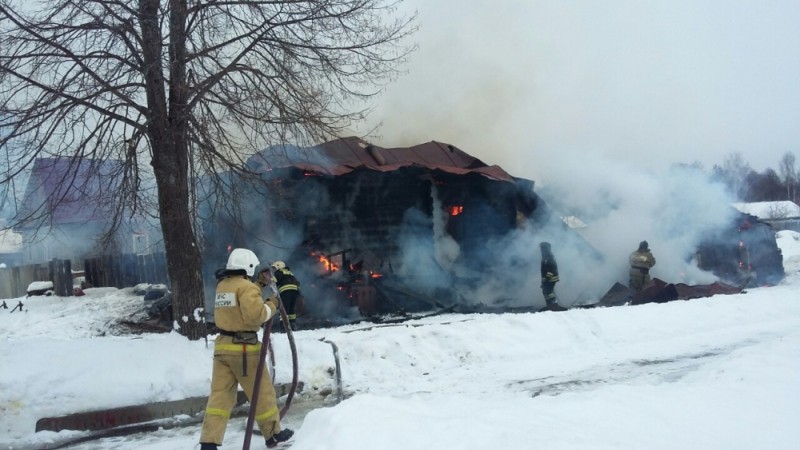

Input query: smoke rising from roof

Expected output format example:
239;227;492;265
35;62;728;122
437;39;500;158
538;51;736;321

360;1;800;174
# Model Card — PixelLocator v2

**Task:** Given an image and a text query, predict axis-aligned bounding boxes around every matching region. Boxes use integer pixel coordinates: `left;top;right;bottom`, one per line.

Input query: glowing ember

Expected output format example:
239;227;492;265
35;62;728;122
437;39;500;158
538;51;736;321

449;205;464;216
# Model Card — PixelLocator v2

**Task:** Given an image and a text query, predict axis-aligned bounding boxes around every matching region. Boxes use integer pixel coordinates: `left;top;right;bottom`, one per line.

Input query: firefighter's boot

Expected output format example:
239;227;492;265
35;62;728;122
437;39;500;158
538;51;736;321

266;429;294;448
546;299;567;312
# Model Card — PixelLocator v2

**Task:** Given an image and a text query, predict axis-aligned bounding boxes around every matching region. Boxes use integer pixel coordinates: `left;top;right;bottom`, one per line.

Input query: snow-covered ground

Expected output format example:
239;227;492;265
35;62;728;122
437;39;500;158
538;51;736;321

2;230;800;450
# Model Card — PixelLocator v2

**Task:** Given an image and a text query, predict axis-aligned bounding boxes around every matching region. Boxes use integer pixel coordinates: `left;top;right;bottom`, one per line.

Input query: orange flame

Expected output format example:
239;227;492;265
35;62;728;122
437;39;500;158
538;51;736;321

449;205;464;216
312;252;340;272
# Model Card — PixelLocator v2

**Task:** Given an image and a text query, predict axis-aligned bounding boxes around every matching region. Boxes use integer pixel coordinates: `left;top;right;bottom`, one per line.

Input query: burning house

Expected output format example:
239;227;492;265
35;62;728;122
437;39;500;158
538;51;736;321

695;211;785;287
199;137;787;328
200;137;601;325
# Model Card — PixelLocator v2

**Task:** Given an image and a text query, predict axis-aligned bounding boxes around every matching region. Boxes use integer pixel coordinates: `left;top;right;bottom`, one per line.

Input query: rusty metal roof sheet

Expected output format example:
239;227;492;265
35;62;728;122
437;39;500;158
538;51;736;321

590;278;744;308
246;136;516;182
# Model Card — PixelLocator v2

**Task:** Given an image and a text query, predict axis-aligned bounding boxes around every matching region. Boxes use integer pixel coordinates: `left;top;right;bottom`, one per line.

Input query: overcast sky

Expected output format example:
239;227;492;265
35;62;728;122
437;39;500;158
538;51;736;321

360;0;800;183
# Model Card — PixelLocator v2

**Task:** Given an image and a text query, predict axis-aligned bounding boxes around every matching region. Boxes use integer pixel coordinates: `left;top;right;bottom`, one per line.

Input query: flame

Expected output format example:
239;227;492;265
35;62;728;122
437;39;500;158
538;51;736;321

449;205;464;216
312;252;340;272
370;272;383;279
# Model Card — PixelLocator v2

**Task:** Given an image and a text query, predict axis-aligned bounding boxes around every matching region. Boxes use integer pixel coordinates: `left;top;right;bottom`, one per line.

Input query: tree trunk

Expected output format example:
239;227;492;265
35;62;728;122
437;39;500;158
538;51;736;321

139;0;206;340
152;161;206;340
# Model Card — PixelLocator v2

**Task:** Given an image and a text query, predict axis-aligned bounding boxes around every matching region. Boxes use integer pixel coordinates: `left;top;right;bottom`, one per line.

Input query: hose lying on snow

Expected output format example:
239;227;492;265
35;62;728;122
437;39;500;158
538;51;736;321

319;337;343;403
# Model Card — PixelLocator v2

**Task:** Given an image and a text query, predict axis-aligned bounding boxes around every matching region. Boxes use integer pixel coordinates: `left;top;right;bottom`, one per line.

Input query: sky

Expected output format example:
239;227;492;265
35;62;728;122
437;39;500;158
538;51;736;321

1;229;799;450
358;0;800;181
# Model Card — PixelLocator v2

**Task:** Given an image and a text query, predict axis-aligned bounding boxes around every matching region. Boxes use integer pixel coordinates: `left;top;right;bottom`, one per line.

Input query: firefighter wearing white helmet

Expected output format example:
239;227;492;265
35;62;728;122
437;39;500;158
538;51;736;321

226;248;260;276
268;260;301;331
200;248;293;450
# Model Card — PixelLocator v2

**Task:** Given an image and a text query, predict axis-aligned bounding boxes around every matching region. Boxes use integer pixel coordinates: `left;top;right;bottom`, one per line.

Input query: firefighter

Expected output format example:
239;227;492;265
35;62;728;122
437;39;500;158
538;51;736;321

629;240;656;291
200;248;293;450
269;260;301;331
539;242;566;311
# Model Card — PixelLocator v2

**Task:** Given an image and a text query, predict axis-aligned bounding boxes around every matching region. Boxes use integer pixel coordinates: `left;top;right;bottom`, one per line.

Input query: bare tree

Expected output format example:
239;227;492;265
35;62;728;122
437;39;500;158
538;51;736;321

778;152;796;202
766;203;789;220
711;152;754;200
0;0;416;339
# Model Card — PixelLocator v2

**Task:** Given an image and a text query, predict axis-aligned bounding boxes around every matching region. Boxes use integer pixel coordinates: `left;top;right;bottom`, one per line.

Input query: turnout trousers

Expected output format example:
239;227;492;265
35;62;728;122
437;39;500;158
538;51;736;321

541;281;557;304
629;269;651;292
200;347;281;445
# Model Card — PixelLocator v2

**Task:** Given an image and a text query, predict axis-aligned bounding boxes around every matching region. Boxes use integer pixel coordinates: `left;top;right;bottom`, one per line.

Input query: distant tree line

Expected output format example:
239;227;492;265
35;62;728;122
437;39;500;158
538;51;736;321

708;151;798;206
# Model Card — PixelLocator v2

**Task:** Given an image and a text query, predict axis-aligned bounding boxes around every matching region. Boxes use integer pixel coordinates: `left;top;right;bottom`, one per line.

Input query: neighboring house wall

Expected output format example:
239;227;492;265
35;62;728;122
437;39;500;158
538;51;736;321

19;224;105;265
18;222;163;266
0;253;22;267
770;218;800;233
13;157;164;266
0;227;23;267
732;201;800;232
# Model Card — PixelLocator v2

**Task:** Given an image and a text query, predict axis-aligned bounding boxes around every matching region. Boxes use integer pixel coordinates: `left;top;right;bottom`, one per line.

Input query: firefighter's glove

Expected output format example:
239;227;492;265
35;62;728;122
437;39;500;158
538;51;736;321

264;295;279;320
256;268;271;288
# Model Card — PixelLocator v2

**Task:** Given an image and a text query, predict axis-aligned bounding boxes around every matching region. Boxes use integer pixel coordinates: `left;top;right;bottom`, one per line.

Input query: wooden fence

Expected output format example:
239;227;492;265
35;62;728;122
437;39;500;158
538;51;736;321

0;263;48;299
0;259;72;299
84;253;168;289
0;253;168;300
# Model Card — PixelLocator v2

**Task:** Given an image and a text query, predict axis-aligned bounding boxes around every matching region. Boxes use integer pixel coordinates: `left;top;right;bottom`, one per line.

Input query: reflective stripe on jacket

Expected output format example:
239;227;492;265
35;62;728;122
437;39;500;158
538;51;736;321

275;268;300;293
278;283;299;293
540;252;559;284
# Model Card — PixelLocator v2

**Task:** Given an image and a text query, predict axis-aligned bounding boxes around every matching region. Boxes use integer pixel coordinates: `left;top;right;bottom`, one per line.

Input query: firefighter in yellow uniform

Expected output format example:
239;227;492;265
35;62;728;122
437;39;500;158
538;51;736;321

200;248;293;450
629;240;656;291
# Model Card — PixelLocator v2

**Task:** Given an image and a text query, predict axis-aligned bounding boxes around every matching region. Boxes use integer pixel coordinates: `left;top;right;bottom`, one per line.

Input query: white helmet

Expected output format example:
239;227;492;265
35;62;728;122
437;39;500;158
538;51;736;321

226;248;260;277
271;260;286;270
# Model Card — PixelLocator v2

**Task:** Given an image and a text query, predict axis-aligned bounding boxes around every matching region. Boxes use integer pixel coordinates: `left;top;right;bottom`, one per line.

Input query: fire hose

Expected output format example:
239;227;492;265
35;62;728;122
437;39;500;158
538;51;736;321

242;293;299;450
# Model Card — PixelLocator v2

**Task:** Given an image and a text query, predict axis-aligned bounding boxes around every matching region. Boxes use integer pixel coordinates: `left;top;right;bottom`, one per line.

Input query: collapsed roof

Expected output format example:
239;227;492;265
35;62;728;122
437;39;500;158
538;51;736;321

245;136;517;182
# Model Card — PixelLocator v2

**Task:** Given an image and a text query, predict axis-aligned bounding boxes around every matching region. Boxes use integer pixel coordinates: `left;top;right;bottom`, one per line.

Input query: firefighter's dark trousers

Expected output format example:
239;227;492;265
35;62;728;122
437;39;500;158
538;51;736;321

280;289;300;325
541;281;557;304
200;343;281;445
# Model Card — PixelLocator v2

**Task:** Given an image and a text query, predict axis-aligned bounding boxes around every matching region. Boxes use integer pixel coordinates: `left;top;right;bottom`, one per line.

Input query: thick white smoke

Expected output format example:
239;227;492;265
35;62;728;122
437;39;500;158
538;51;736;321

386;146;739;309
